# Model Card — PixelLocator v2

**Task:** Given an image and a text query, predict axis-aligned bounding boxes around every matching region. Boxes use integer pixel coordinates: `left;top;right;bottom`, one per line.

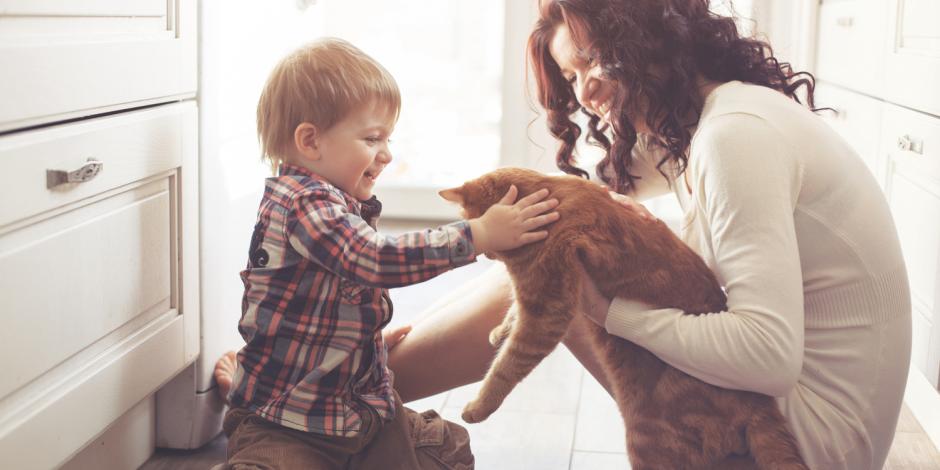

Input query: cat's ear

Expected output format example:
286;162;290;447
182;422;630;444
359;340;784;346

439;186;465;205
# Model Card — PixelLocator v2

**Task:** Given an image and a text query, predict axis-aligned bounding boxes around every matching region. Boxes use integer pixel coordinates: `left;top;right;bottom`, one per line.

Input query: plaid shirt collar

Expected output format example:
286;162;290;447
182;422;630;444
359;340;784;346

278;163;383;223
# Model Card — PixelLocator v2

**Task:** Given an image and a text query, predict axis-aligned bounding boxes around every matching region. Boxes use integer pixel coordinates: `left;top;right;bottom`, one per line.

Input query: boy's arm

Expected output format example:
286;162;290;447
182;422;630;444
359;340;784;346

287;188;477;288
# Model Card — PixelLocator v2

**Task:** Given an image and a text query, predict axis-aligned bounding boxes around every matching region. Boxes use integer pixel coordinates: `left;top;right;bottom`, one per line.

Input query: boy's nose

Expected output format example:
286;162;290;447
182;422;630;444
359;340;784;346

377;150;392;164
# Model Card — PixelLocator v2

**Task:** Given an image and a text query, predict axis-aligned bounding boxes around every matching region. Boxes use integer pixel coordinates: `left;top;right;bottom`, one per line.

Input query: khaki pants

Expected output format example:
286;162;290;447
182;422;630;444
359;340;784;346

222;393;473;470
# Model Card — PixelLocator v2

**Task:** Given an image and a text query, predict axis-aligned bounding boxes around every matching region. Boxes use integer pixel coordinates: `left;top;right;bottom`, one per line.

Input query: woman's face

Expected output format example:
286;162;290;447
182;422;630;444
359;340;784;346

549;23;650;134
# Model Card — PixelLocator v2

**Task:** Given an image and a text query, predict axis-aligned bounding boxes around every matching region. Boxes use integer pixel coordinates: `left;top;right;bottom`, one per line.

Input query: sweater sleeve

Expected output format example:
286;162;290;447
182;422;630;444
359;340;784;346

604;113;805;397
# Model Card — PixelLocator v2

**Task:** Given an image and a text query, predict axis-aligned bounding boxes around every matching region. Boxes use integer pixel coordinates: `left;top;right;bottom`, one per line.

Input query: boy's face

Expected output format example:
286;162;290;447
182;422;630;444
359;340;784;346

310;101;396;201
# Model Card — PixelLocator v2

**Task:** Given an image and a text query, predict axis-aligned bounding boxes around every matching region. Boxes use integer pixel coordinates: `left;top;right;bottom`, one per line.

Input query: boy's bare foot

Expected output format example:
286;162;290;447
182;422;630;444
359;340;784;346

214;351;237;405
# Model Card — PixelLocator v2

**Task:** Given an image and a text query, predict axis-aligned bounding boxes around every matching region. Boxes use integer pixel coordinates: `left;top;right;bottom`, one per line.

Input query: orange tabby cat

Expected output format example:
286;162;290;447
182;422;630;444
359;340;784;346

440;167;808;470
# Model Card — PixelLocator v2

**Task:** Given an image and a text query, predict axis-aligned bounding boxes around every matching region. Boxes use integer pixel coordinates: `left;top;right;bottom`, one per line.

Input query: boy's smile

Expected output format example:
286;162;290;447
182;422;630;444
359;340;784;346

301;100;397;201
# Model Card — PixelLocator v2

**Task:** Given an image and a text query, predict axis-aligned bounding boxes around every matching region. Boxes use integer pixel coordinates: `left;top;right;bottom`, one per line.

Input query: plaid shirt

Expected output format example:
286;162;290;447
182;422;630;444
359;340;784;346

229;164;476;436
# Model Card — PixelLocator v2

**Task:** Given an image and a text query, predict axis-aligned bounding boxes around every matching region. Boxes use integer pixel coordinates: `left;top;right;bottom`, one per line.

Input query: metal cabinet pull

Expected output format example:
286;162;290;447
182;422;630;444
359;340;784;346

46;158;104;189
836;16;855;27
896;135;924;155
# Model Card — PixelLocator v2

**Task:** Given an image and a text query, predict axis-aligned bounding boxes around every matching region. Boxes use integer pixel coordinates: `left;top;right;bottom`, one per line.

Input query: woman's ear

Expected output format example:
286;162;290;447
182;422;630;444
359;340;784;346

294;122;321;162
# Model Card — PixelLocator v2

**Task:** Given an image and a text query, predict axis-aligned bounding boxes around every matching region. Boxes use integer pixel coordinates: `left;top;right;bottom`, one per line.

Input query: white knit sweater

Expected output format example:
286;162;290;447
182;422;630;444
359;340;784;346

606;81;912;469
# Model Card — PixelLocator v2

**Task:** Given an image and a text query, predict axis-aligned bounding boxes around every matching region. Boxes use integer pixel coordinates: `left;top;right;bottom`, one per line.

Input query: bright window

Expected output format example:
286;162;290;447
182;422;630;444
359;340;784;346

316;1;506;188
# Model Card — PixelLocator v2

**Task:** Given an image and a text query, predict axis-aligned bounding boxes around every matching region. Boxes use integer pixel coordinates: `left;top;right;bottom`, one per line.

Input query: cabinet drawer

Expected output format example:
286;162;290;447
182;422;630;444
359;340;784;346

814;83;885;185
0;179;173;400
881;104;940;323
884;0;940;117
0;101;200;468
0;102;195;228
815;0;888;97
0;0;196;131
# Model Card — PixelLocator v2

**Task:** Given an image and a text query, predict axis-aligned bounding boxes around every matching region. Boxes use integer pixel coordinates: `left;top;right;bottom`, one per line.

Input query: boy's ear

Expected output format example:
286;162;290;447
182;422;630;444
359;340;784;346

294;122;321;161
438;186;464;205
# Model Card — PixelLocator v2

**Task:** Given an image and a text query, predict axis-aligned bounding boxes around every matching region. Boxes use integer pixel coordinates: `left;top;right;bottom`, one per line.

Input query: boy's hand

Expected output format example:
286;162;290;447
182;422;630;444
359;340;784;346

468;185;560;255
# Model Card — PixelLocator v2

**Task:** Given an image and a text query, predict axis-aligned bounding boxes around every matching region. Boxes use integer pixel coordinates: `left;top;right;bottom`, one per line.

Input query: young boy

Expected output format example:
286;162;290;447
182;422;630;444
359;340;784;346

220;38;559;469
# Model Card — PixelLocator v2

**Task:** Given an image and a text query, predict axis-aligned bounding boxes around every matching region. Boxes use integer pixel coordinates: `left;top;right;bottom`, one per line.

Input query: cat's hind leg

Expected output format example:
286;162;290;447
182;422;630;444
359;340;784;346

488;302;518;348
462;282;578;423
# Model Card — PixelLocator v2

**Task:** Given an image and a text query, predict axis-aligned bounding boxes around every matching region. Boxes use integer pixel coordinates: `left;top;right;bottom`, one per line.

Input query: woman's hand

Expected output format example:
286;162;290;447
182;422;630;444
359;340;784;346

469;186;560;255
605;188;655;220
579;267;612;326
383;324;412;351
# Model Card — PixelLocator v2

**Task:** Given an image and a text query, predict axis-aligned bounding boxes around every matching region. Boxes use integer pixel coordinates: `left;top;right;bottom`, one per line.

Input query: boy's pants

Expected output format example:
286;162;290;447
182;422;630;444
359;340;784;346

222;392;474;469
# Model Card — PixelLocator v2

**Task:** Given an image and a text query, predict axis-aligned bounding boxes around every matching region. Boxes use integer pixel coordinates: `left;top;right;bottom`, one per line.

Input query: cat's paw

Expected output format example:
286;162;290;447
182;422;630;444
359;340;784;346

461;400;496;424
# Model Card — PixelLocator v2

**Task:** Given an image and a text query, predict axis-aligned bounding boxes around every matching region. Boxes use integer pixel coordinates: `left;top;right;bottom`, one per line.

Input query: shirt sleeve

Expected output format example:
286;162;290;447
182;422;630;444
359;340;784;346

604;113;805;397
287;187;477;288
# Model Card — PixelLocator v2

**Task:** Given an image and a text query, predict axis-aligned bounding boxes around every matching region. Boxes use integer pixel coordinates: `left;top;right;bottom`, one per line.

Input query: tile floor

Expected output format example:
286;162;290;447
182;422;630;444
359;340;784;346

142;221;940;469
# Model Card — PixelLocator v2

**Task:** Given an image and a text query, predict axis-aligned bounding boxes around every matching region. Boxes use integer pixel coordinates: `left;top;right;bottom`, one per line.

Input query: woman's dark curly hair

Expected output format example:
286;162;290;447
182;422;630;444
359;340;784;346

528;0;818;193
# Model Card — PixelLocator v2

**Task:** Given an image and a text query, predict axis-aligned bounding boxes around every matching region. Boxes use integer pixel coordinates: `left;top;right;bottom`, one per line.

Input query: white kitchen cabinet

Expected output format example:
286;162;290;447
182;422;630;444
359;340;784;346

761;0;940;446
0;102;199;470
0;0;197;132
809;0;940;395
0;1;199;468
881;104;940;388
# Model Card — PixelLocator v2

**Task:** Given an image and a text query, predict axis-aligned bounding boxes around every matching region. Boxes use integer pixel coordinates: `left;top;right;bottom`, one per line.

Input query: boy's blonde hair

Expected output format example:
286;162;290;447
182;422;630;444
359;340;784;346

257;38;401;173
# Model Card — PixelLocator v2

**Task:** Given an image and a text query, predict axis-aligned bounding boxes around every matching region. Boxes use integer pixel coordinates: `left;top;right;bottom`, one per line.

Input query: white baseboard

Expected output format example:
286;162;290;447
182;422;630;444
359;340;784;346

903;366;940;450
60;396;155;470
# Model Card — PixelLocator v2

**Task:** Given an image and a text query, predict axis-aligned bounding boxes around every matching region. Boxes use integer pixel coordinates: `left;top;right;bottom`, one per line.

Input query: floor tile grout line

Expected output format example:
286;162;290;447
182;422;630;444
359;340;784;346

570;449;630;455
568;367;586;470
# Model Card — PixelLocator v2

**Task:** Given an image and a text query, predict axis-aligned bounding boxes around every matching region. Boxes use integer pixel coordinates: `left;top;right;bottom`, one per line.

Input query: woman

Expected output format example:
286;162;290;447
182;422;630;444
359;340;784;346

388;1;911;469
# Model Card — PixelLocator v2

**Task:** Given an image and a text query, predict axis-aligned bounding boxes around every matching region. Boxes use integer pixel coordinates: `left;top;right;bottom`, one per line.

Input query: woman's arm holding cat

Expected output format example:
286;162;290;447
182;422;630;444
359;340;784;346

582;117;805;398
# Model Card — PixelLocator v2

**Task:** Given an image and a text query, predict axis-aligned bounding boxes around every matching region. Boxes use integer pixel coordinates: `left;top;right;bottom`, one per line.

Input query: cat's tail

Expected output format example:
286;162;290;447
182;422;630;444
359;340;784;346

745;405;810;470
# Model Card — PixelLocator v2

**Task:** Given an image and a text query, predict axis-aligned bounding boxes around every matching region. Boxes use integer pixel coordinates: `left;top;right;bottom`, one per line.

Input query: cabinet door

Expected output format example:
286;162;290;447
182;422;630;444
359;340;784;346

881;104;940;388
884;0;940;117
0;0;197;132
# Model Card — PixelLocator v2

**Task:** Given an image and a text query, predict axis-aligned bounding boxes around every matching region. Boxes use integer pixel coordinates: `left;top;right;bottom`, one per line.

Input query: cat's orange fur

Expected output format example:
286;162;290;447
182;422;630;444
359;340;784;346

440;167;808;470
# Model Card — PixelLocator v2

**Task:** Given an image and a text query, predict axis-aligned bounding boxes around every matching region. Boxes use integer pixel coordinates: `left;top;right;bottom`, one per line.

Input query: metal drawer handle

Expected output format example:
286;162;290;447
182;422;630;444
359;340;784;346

836;16;854;27
46;158;104;189
896;135;924;155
